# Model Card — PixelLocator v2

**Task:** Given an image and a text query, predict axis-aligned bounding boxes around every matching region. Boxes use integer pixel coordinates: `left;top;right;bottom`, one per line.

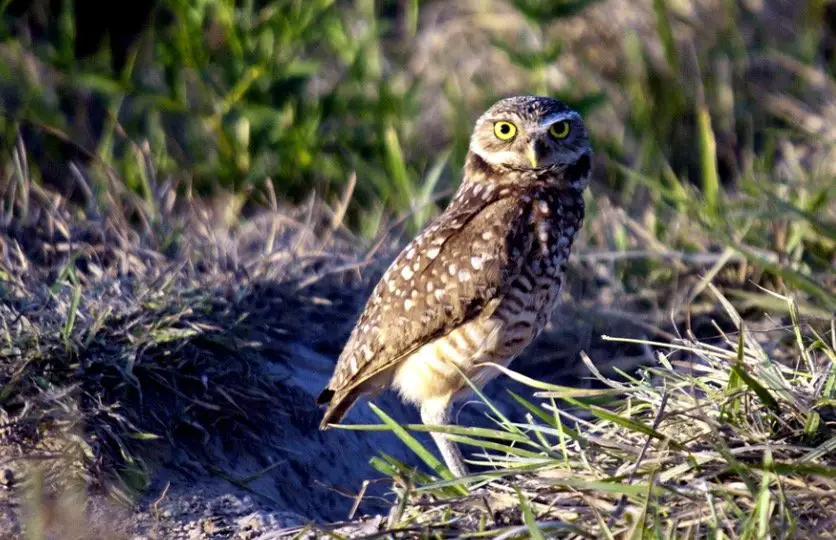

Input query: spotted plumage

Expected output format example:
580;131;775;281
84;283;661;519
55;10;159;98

317;96;591;476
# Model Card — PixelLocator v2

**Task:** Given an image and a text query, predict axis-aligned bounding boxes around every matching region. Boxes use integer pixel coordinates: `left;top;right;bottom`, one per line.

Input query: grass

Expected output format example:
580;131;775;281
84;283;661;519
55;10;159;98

1;0;835;537
322;288;835;537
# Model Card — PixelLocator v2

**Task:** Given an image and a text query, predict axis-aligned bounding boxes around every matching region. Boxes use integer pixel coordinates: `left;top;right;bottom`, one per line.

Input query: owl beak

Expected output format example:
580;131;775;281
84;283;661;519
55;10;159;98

526;144;539;168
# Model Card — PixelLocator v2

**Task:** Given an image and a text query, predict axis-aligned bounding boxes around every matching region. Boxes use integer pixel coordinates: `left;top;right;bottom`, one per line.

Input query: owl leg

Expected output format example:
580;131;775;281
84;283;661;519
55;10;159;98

420;397;468;477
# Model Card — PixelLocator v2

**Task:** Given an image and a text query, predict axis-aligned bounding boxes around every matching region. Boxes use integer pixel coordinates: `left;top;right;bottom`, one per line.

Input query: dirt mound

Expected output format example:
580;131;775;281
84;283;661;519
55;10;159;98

0;178;648;537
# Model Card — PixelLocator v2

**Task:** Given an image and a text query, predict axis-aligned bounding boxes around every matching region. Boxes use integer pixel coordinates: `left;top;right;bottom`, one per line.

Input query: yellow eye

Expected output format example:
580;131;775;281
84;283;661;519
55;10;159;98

493;121;517;140
549;120;571;139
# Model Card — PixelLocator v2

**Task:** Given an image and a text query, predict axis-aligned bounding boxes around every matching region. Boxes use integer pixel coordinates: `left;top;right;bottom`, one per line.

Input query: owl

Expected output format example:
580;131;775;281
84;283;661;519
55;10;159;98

317;96;591;477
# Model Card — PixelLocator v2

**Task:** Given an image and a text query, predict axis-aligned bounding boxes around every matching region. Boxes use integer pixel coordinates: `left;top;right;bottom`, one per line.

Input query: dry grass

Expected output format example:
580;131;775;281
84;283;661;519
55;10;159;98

1;0;835;538
0;150;398;536
304;288;836;538
3;123;832;537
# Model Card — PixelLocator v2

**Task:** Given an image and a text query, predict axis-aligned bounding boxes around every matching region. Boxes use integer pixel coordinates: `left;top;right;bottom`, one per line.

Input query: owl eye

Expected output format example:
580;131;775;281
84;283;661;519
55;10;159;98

493;121;517;140
549;120;571;139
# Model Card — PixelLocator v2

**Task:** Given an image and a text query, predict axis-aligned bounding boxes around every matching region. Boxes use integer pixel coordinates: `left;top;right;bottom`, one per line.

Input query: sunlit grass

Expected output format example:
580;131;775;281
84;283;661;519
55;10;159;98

327;289;835;537
1;0;835;537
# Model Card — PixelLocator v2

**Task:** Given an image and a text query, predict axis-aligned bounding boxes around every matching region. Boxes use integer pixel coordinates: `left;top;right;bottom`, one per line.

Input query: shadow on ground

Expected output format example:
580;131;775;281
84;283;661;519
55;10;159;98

0;198;651;537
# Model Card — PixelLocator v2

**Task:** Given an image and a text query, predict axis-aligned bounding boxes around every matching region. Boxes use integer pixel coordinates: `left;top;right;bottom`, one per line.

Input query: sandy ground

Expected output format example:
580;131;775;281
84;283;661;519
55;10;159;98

0;300;646;538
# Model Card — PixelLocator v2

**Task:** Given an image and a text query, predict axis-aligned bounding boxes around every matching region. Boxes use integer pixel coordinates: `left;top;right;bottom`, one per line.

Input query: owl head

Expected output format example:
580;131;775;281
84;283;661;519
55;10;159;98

469;96;590;171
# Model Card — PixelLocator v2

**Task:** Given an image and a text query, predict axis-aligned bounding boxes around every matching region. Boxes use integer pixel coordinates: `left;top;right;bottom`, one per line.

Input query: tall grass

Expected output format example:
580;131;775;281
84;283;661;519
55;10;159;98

1;0;834;536
323;289;835;537
2;1;832;301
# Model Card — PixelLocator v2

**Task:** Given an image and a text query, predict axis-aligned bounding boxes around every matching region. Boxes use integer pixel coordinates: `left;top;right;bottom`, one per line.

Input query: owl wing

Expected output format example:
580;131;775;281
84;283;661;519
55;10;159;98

318;185;535;426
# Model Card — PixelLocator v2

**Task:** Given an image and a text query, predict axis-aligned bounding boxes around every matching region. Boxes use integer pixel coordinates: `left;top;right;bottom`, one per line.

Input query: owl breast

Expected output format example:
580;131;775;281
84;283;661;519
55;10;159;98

392;186;582;406
496;184;581;341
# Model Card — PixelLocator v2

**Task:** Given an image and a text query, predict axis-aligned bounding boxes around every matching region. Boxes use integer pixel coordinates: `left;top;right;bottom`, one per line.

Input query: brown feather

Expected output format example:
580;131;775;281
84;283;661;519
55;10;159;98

317;182;536;405
318;389;360;429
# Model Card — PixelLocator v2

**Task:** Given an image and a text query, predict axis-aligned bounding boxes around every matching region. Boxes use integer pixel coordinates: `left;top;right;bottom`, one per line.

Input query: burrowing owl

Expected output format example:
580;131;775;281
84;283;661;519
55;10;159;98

317;96;591;477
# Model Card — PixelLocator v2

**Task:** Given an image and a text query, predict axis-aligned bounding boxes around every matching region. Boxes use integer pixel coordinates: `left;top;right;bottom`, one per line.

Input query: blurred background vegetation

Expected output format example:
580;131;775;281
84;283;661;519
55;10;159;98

0;0;834;309
1;3;835;534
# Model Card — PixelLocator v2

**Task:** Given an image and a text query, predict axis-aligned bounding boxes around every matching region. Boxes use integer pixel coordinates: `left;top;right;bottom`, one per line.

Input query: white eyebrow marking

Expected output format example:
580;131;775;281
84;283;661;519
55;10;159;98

539;111;580;128
470;146;526;166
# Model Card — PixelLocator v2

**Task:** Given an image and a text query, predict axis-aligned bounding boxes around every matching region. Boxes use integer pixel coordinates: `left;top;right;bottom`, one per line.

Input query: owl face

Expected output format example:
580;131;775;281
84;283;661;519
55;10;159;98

469;96;589;171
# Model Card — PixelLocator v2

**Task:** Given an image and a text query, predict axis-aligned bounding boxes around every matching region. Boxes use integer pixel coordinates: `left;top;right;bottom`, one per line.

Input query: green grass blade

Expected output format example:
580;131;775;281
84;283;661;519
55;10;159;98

652;0;678;72
734;246;836;310
479;362;622;398
731;342;781;416
516;486;546;540
564;397;684;451
331;422;531;444
368;403;468;494
62;283;82;349
696;105;720;217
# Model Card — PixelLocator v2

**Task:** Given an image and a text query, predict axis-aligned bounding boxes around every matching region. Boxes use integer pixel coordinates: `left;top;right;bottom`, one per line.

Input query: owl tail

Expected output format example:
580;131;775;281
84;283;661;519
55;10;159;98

316;387;361;430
